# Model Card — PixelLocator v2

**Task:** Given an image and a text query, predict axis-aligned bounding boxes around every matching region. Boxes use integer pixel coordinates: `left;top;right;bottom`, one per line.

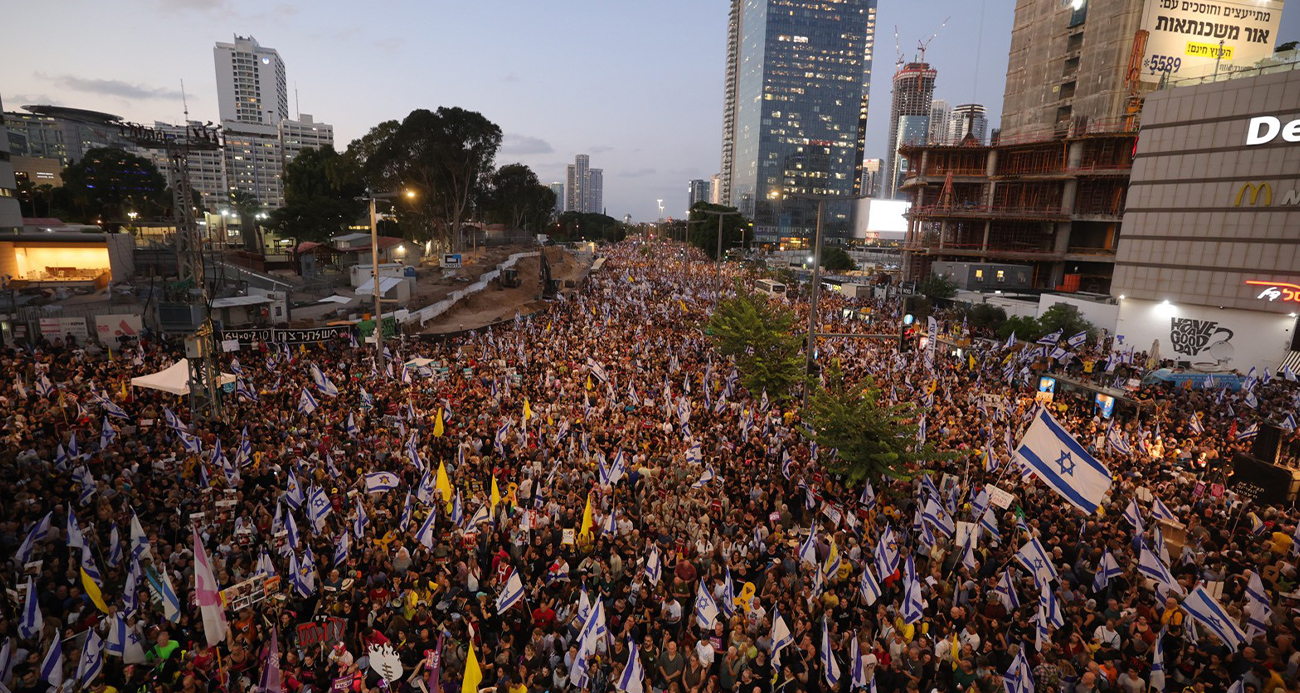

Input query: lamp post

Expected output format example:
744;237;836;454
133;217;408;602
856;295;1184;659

695;209;740;308
364;188;417;374
779;191;872;402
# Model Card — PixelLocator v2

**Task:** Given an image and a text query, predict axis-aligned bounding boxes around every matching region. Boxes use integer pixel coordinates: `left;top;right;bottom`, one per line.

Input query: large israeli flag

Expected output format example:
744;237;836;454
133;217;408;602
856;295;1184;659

1182;585;1247;652
1014;408;1112;514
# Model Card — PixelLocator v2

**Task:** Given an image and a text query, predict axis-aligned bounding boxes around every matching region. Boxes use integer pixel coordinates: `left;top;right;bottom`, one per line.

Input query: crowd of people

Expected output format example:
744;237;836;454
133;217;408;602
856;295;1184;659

1;239;1298;693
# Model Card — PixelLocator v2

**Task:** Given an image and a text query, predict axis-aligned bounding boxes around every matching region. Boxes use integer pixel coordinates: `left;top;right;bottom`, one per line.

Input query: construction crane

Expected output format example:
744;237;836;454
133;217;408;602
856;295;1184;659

916;17;951;63
1124;29;1151;128
893;25;904;74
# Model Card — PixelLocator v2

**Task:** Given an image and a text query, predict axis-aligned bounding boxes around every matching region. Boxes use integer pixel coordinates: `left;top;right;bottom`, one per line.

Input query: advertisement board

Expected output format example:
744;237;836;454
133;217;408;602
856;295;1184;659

1139;0;1284;83
38;317;89;342
441;253;463;269
95;313;144;344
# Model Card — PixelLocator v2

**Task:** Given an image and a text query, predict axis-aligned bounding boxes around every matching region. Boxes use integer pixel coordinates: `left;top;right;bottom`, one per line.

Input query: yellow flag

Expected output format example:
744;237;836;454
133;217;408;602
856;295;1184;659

462;642;483;693
579;493;594;537
822;538;839;578
968;354;977;371
121;381;129;400
523;399;533;421
679;300;688;312
82;568;110;613
433;409;445;438
586;376;593;391
436;460;453;502
491;476;501;508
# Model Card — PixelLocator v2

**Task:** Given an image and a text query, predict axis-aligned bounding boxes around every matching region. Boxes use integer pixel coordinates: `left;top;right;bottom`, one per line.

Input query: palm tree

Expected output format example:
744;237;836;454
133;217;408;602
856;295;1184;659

228;190;263;252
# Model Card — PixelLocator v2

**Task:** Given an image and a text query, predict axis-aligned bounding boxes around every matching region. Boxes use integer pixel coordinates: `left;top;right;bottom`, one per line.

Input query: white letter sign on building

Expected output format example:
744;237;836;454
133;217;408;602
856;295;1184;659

1246;116;1300;145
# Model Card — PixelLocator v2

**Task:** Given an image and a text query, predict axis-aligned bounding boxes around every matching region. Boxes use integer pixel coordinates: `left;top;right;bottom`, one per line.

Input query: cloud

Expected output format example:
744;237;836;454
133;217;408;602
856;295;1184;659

40;73;184;101
588;145;614;154
500;134;554;156
154;0;227;12
620;168;657;178
502;73;520;83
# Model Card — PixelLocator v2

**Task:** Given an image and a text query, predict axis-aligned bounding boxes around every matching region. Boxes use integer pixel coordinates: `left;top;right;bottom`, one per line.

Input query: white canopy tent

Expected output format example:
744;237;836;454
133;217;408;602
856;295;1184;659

130;361;237;396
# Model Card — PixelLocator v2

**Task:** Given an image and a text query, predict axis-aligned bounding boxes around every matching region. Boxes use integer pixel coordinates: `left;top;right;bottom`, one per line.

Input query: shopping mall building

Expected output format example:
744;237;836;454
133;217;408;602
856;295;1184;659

1112;64;1300;373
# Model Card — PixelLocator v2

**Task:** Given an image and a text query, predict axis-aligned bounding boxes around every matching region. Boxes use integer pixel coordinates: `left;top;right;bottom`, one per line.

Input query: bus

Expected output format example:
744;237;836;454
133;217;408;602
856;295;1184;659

755;279;787;298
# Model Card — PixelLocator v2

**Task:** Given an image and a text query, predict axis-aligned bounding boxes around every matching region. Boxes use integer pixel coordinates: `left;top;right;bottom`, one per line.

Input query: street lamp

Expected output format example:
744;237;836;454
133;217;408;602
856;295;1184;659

694;208;740;308
364;188;417;375
777;190;872;402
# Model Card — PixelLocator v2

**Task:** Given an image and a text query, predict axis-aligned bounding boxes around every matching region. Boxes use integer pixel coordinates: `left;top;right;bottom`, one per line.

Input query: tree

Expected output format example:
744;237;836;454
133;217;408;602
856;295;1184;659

482;164;558;232
803;362;956;483
1037;304;1098;343
353;108;502;251
228;190;262;252
965;303;1008;332
705;284;806;400
269;145;367;244
554;212;625;243
686;202;749;260
53;148;169;230
918;273;958;300
997;315;1041;342
821;247;856;272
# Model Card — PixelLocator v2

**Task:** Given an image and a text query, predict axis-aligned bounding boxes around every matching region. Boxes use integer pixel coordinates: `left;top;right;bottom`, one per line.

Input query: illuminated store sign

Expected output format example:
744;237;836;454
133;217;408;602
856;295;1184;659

1245;280;1300;303
1246;116;1300;145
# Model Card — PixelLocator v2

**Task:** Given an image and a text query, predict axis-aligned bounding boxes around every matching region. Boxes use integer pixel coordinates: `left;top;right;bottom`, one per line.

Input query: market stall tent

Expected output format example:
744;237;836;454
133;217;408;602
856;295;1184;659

130;360;237;396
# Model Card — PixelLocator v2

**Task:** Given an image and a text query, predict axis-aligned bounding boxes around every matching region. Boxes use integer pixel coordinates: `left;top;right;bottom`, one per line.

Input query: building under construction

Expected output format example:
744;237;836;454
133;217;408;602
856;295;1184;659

899;119;1136;293
881;62;937;200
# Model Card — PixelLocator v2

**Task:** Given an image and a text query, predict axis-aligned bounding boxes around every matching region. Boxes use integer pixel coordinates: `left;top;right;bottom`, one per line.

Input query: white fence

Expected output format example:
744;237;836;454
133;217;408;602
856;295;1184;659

404;252;539;326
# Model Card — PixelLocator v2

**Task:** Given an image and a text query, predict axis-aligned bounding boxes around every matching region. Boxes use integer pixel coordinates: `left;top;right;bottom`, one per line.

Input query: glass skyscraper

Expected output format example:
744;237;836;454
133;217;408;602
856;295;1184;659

720;0;877;243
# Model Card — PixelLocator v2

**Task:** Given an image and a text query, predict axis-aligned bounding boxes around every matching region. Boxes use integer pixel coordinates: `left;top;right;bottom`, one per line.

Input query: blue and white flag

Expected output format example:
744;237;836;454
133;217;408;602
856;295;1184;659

310;363;340;397
100;416;117;449
308;486;332;532
17;512;52;565
334;531;351;568
99;396;131;421
297;388;318;415
695;579;720;629
235;379;259;402
995;570;1021;611
364;472;400;493
691;466;716;489
1150;627;1168;691
1003;648;1034;693
1014;408;1112;514
1237;422;1259;440
415;508;438;549
40;631;64;689
849;632;866;689
1123;498;1143;530
346;412;359;437
285;508;300;550
685;442;702;465
858;563;882;606
285;475;305;511
859;481;876;510
107;525;122;568
1182;585;1247;652
770;607;794;664
901;556;923;624
1037;329;1062;345
1139;541;1184;595
159;569;182;623
922;498;955;539
1066;331;1088;348
1151;498;1177;522
819;618;841;687
1281;413;1297;433
875;525;900;577
20;576;43;639
1015;537;1059;587
1093;550;1123;592
615;638;645;693
496;571;526;613
645;546;662;585
353;498;369;539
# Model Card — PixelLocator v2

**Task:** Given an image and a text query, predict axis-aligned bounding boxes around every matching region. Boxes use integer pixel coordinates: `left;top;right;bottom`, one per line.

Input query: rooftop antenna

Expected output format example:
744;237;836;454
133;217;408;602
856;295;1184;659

917;16;951;63
295;82;300;120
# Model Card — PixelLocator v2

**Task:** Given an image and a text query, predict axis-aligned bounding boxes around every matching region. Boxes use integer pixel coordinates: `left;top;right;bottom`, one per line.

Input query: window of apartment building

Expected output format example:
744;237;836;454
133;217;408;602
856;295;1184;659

975;269;984;281
996;270;1005;282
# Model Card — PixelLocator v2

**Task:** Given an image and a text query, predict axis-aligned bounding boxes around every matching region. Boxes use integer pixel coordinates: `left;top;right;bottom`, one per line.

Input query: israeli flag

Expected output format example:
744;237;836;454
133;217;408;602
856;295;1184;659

308;486;332;532
645;546;662;585
859;481;876;510
347;412;359;437
297;388;318;415
980;507;1002;545
874;525;900;577
40;632;64;689
1066;331;1088;347
1093;550;1123;592
178;430;203;455
159;569;182;623
235;379;259;402
107;525;122;568
695;579;720;629
36;375;54;398
415;508;438;550
685;442;702;465
858;563;882;606
1150;627;1167;692
1015;537;1059;587
20;576;43;639
99;397;131;420
1151;498;1177;522
819;618;841;687
17;512;52;564
1282;413;1297;433
352;498;368;539
615;638;645;693
285;509;300;550
1014;408;1112;514
691;466;716;489
285;475;305;510
1003;649;1034;693
901;556;924;624
770;607;794;664
451;490;463;526
1139;541;1184;595
496;571;526;613
364;472;400;493
1037;329;1062;345
994;570;1021;611
922;499;955;539
1238;422;1259;440
334;531;351;567
100;416;117;449
1123;498;1143;529
1182;585;1247;652
310;363;340;397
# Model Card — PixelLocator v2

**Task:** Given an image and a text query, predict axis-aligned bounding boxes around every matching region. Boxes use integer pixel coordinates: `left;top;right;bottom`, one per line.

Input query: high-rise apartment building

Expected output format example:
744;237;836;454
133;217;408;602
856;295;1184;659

928;99;952;146
549;183;564;215
719;0;878;243
881;62;937;200
1000;0;1142;138
949;103;988;145
4;105;135;166
214;35;289;126
708;174;723;205
564;155;604;214
688;179;710;211
222;124;284;208
146;121;229;212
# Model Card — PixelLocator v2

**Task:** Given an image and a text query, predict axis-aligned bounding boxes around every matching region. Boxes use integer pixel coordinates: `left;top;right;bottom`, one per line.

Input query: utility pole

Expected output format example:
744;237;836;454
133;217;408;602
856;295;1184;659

369;192;385;375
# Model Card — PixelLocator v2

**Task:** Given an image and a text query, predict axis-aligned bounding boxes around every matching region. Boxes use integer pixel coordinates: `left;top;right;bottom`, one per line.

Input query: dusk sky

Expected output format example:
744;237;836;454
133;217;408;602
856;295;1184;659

4;0;1299;221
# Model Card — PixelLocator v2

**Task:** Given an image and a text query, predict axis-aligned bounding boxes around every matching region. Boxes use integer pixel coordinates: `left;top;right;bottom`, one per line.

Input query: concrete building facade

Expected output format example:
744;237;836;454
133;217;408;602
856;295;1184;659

564;155;603;214
929;99;952;146
279;114;334;166
0;98;23;232
688;179;710;211
950;104;989;145
1111;64;1300;373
